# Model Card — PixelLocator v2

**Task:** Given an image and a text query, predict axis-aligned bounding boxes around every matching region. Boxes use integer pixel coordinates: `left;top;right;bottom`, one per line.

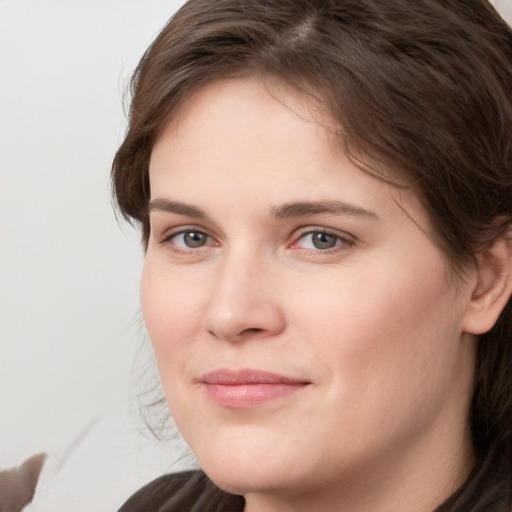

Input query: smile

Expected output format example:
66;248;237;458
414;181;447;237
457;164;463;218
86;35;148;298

200;369;311;408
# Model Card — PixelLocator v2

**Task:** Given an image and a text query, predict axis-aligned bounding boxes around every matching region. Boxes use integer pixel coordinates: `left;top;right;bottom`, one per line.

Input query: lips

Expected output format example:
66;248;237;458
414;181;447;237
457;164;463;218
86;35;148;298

200;369;310;408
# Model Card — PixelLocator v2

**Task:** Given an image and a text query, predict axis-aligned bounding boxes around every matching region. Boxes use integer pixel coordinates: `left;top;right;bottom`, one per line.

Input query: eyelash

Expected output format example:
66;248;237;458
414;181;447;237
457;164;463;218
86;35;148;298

160;228;217;252
159;227;354;255
289;228;354;254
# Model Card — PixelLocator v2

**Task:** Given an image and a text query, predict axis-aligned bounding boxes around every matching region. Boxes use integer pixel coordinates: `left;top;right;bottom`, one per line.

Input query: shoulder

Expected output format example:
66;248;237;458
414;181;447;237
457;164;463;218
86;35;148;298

117;470;245;512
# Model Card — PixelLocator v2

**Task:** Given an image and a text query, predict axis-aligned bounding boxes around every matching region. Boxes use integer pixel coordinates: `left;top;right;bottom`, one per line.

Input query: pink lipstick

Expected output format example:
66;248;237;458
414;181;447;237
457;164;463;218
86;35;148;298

200;369;310;408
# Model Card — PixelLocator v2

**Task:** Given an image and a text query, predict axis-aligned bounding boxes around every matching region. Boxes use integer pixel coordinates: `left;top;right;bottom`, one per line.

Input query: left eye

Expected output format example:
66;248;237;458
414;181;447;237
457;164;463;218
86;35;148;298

170;230;212;248
295;231;345;250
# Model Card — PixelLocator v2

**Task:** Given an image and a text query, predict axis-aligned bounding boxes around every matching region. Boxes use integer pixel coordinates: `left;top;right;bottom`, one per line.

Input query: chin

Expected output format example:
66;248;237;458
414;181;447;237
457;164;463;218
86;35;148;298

188;428;305;495
202;460;295;496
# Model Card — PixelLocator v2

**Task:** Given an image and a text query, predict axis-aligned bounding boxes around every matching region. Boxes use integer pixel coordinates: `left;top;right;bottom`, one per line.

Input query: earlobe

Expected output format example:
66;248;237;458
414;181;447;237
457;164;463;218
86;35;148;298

463;232;512;335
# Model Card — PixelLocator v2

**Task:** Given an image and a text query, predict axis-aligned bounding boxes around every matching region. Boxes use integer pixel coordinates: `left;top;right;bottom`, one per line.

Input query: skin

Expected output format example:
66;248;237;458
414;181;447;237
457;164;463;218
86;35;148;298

141;78;482;512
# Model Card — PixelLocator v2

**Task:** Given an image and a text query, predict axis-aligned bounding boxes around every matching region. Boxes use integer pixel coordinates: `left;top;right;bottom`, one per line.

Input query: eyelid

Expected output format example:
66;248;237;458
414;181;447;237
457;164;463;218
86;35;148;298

155;223;354;254
288;226;355;251
149;211;220;241
159;225;218;248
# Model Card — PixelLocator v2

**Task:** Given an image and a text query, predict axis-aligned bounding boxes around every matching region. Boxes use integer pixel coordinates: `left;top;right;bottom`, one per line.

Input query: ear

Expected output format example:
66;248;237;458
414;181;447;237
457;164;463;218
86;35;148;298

463;232;512;335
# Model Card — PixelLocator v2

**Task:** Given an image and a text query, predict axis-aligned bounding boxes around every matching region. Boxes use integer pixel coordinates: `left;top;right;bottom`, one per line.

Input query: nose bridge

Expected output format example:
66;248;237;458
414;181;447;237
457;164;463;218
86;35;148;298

202;245;284;341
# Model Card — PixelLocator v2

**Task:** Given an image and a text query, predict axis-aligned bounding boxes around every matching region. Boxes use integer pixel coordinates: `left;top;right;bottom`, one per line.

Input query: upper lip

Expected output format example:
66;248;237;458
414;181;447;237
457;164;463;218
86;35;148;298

200;368;309;385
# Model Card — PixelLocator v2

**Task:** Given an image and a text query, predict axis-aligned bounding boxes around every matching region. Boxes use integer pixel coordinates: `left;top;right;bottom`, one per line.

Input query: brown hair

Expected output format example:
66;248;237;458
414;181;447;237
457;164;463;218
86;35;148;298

112;0;512;509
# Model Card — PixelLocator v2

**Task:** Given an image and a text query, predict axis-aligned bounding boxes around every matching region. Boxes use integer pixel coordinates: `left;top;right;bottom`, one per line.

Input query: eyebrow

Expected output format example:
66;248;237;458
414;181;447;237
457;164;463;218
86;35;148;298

148;199;209;219
271;201;378;220
148;198;378;221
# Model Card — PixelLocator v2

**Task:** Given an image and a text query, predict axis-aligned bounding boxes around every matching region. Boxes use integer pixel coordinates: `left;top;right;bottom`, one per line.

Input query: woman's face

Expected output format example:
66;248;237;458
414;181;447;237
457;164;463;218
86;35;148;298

142;78;477;507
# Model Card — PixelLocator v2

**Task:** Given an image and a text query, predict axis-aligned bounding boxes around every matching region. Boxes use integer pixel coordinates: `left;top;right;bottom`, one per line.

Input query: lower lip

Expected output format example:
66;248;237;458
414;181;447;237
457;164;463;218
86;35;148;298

203;383;308;408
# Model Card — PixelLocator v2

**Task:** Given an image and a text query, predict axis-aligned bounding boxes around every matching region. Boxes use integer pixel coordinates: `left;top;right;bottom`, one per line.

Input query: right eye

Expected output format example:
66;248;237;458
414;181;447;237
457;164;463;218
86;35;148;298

166;230;213;249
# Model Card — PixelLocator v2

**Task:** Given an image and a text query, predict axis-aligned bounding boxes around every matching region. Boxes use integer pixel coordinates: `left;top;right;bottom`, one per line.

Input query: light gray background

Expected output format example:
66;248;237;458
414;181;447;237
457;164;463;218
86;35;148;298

0;0;185;468
1;0;511;469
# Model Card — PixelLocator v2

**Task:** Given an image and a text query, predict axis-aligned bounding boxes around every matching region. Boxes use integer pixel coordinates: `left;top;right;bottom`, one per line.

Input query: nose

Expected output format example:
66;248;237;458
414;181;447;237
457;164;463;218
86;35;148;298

202;252;286;343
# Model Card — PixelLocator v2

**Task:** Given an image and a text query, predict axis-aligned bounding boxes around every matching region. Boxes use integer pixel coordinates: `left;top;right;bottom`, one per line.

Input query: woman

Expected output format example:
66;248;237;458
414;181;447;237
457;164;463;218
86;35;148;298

112;0;512;510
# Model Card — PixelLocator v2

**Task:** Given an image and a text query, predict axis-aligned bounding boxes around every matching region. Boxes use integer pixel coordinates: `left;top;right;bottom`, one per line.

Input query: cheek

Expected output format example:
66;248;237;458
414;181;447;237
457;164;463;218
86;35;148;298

293;256;464;404
292;259;452;345
140;259;206;368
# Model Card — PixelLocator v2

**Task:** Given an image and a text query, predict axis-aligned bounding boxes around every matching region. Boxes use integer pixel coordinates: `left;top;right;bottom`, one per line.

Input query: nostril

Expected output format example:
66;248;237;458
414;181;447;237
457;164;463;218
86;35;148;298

234;327;268;341
208;326;269;342
243;328;264;335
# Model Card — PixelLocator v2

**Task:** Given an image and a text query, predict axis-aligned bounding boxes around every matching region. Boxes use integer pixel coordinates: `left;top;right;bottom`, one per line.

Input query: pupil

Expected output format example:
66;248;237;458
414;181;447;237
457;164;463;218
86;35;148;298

184;231;206;248
312;232;336;250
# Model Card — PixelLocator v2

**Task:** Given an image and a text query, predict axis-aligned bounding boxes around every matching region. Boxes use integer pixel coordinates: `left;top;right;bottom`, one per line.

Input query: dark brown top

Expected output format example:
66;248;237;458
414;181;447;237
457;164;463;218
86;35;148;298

117;470;245;512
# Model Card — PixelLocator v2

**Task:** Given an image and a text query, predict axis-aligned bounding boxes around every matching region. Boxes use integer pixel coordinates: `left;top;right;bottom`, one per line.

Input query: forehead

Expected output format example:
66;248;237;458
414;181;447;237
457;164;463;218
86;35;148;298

154;76;343;154
149;77;429;229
